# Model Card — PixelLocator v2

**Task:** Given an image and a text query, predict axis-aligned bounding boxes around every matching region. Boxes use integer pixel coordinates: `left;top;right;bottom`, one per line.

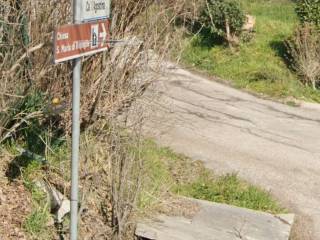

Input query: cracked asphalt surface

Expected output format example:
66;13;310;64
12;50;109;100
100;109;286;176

144;65;320;239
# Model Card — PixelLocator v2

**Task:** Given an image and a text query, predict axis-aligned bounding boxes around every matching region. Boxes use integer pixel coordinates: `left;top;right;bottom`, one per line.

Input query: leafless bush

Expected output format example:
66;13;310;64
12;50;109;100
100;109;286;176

0;0;71;139
286;24;320;90
0;0;195;138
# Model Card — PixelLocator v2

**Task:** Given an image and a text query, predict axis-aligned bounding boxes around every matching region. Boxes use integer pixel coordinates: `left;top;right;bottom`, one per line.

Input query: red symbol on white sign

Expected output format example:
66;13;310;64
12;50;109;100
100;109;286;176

54;19;110;64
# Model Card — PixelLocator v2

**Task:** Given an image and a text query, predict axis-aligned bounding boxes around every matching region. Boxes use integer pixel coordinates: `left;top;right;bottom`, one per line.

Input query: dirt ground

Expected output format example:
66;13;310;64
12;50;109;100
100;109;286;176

0;151;32;240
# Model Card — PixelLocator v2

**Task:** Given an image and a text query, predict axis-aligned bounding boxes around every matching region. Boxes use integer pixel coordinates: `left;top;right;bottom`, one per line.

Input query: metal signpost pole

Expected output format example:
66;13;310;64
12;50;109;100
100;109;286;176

70;0;81;239
53;1;110;238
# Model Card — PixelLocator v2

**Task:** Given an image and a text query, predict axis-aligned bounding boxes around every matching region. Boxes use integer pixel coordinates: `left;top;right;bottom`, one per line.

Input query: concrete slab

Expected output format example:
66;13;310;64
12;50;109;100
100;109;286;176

136;198;294;240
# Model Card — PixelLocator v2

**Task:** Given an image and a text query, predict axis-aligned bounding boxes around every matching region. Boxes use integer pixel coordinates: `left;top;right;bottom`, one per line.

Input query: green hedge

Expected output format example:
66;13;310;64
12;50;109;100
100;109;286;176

200;0;245;37
296;0;320;27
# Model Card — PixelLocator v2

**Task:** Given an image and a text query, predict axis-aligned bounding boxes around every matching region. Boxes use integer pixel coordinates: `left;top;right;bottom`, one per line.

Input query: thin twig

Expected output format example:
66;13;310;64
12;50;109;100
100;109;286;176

5;43;44;75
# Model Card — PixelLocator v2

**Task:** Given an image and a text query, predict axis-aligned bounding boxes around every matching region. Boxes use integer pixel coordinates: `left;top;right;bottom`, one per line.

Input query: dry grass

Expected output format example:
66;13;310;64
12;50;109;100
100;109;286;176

0;0;190;139
286;24;320;90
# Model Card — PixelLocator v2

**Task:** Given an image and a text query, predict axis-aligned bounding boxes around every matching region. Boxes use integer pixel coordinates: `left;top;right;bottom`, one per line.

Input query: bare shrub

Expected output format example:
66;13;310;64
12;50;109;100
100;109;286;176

286;24;320;90
0;0;71;139
0;0;191;138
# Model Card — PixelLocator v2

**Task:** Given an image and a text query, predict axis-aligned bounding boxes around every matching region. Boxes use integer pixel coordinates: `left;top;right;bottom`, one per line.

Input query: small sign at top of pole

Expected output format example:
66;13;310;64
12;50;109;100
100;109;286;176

80;0;111;22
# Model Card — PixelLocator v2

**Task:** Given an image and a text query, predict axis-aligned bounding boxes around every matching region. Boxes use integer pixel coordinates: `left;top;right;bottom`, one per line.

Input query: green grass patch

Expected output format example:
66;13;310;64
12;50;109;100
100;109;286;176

23;207;51;239
175;173;284;214
21;161;55;240
22;184;54;240
179;0;320;102
140;139;285;214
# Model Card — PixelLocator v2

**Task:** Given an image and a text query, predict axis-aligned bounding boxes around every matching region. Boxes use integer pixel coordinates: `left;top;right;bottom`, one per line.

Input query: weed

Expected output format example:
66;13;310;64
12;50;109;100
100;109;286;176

138;140;176;209
286;100;299;107
248;69;279;83
23;207;51;239
21;161;55;240
22;161;44;189
175;174;285;214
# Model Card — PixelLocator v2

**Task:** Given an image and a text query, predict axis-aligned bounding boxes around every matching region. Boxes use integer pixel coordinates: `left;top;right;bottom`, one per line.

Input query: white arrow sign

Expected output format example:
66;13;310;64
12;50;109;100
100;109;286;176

99;22;107;46
80;0;111;22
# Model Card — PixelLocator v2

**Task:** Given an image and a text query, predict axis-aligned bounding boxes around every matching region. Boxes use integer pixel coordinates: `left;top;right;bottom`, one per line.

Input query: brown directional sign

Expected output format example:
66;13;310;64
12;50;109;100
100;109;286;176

54;19;110;64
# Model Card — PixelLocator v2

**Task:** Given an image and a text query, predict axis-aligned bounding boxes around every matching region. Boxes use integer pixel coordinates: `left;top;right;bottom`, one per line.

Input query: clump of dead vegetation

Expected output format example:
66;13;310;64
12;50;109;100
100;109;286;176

0;0;197;239
286;24;320;90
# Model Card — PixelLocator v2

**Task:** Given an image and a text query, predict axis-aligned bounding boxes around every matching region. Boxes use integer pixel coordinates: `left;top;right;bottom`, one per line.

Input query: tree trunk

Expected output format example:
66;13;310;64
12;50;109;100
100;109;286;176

225;19;231;46
312;79;316;90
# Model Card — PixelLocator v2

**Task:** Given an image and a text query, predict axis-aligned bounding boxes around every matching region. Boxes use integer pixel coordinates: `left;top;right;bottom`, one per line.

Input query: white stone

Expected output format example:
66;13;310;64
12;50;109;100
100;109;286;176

243;15;256;32
36;181;70;223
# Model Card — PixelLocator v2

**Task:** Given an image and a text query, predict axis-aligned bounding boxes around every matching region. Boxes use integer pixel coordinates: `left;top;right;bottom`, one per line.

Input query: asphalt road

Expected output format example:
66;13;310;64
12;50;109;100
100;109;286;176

144;65;320;239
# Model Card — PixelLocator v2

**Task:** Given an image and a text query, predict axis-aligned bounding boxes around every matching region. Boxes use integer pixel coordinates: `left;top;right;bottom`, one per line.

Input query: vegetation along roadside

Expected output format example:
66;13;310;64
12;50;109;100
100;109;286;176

0;133;286;239
176;0;320;103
